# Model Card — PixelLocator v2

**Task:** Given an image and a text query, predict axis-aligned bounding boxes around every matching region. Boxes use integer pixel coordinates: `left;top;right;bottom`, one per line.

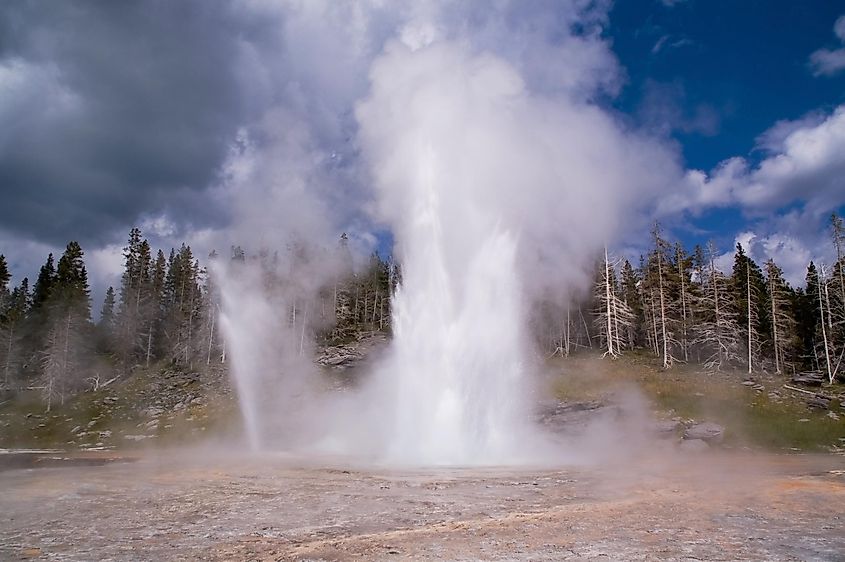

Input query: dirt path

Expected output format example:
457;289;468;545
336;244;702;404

1;450;843;561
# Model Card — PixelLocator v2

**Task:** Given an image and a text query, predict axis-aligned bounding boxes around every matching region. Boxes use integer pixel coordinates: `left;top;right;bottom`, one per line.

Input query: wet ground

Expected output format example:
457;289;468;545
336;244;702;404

1;449;844;561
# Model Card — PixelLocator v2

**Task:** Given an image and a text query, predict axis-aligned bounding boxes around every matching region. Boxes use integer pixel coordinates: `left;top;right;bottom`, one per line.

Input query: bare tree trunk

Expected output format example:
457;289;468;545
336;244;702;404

649;290;659;356
678;254;689;362
187;282;195;369
372;292;379;324
579;306;592;348
61;313;70;407
299;303;308;357
564;305;570;356
206;313;215;366
819;266;834;383
770;273;780;374
710;249;723;367
146;331;152;368
656;251;670;368
604;246;614;357
747;264;753;374
4;326;13;387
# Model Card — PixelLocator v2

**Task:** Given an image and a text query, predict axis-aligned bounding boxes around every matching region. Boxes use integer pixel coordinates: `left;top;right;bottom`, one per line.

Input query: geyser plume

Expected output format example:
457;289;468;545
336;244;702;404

355;33;674;464
212;2;681;463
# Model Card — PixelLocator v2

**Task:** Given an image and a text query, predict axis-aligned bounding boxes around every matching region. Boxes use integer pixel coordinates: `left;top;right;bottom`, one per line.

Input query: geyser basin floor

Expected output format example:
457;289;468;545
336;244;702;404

1;452;843;561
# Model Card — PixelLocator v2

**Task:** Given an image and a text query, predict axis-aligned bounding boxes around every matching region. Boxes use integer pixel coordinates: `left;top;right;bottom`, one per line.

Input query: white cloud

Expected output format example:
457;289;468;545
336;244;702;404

809;15;845;76
659;105;845;217
716;230;816;288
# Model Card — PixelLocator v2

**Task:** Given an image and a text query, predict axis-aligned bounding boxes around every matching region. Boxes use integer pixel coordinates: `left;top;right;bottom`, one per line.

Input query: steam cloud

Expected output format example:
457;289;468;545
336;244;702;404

215;1;684;465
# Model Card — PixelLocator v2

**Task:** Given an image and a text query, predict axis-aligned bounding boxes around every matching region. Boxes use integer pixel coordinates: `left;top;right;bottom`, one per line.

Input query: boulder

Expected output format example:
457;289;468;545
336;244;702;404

652;420;683;437
792;372;825;386
806;396;831;410
684;422;725;443
679;439;709;453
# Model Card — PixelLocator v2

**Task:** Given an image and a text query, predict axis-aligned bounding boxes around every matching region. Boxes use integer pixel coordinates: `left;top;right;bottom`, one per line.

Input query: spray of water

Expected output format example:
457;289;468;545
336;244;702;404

378;165;531;463
213;4;682;465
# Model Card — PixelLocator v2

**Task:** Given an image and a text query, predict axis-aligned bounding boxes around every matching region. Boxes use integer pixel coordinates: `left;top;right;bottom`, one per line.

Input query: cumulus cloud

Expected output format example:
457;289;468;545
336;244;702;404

713;229;817;288
659;105;845;217
809;15;845;77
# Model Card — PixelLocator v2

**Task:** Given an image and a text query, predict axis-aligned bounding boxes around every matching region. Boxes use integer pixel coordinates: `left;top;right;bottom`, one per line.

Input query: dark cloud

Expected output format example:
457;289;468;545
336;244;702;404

0;1;250;246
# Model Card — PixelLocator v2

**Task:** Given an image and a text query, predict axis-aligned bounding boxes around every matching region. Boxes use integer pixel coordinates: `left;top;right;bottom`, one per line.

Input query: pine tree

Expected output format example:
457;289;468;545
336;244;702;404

673;243;694;363
730;243;768;373
1;278;29;387
163;244;202;366
620;259;644;349
40;241;92;410
100;287;116;330
765;259;796;375
21;253;58;373
0;254;10;315
796;263;821;370
642;224;678;368
95;286;117;354
116;228;149;365
32;253;56;311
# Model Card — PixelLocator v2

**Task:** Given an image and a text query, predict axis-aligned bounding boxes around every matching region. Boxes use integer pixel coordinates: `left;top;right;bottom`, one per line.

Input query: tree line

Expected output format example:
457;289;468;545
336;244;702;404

549;214;845;383
2;214;842;411
0;229;396;410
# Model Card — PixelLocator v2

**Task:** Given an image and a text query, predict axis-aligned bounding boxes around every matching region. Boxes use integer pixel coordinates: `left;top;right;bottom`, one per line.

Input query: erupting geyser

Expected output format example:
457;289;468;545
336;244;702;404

356;39;545;465
376;159;531;464
217;10;674;465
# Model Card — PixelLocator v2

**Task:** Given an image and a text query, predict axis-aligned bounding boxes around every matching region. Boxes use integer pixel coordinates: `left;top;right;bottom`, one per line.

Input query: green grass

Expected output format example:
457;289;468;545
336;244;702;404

0;363;240;450
550;352;845;452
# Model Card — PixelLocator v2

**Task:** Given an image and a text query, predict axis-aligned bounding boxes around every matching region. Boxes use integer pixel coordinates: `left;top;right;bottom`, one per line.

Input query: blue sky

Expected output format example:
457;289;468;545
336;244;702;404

607;0;845;277
612;0;845;169
1;0;844;298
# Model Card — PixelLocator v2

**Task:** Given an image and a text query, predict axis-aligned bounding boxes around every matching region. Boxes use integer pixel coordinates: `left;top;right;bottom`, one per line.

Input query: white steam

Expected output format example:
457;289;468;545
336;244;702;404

213;2;682;464
348;34;677;464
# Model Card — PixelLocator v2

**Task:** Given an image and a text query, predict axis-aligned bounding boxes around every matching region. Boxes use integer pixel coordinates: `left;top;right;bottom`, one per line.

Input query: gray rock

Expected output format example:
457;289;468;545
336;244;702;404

684;422;725;443
679;439;709;453
653;420;682;436
806;396;830;410
792;372;825;386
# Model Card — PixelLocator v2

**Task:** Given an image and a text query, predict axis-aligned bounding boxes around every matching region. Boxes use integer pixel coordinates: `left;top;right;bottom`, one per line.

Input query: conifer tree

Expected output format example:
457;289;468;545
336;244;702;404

673;243;694;362
2;278;29;387
765;259;796;375
40;241;91;410
796;263;821;370
620;259;644;349
0;254;10;313
642;224;677;368
731;243;768;373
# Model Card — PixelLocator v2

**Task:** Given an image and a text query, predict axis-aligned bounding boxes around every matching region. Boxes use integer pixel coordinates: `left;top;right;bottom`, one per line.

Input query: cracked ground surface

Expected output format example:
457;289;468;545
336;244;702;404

1;450;844;561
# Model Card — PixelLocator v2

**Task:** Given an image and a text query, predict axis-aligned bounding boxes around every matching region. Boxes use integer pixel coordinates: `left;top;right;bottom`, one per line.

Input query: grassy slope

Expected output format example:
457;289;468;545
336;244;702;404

0;363;240;450
2;350;843;453
550;351;845;452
